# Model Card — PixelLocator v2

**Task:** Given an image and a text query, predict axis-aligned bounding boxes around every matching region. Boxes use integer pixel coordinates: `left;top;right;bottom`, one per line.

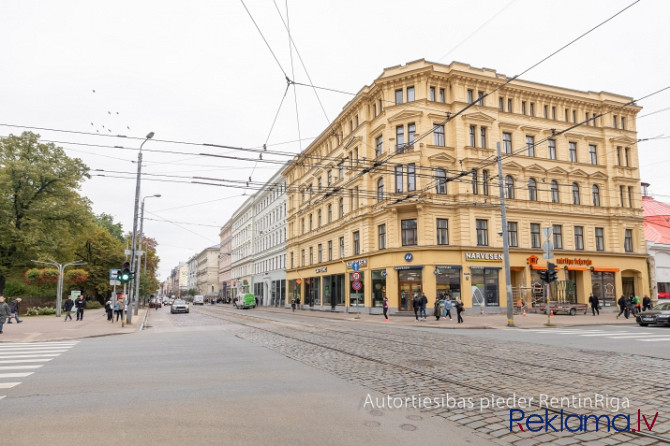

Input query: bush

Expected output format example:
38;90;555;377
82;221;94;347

25;306;58;316
86;300;102;310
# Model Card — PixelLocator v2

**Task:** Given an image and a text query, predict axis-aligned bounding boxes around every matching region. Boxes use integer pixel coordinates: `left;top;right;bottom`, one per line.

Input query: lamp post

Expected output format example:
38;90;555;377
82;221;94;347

134;193;161;315
31;259;85;317
496;142;515;327
128;132;154;324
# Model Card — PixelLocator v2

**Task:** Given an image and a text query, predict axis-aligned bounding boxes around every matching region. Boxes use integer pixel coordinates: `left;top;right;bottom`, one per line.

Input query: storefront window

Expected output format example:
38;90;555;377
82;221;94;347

288;279;302;304
471;267;500;306
591;271;616;306
349;271;365;307
398;267;423;310
305;277;321;307
435;266;461;301
372;270;387;307
323;274;345;307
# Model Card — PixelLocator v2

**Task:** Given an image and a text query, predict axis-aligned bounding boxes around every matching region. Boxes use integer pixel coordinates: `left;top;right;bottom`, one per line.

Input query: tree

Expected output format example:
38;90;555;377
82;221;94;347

0;132;90;294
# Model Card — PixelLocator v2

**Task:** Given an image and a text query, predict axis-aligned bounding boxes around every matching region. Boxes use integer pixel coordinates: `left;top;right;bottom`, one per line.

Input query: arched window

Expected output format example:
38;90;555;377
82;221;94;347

592;185;601;207
528;178;537;201
505;175;515;199
377;178;385;202
550;180;559;203
435;169;447;194
572;183;580;205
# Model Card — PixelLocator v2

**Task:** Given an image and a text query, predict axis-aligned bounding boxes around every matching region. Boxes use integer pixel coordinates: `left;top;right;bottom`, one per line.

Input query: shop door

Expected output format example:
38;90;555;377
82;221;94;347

399;282;422;311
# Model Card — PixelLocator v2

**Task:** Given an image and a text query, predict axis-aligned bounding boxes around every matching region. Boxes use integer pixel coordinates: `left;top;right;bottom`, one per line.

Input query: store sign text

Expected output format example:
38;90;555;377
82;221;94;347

555;258;592;266
466;252;503;262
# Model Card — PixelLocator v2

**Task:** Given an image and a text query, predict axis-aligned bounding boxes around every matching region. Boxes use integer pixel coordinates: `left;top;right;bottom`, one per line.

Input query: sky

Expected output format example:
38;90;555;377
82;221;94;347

2;0;669;281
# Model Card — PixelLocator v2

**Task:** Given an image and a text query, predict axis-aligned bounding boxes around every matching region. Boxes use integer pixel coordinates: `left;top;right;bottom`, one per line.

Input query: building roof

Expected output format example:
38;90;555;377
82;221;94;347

643;196;670;244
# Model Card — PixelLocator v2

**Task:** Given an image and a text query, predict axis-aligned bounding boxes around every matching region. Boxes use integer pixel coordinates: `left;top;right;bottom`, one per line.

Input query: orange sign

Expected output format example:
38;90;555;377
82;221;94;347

527;255;539;265
296;279;302;285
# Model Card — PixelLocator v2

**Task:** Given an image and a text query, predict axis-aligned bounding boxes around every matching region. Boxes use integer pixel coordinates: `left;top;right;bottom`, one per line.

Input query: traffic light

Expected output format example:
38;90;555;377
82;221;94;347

117;262;132;283
539;270;549;283
547;262;558;283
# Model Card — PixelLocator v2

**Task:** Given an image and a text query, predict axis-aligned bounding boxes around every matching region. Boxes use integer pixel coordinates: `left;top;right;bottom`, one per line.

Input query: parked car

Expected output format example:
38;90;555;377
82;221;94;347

193;295;204;305
170;299;189;314
636;302;670;327
235;293;256;309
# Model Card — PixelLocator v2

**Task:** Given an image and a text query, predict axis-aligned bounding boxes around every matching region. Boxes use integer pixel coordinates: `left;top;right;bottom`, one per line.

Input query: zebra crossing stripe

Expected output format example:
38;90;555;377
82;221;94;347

0;373;33;378
0;382;21;389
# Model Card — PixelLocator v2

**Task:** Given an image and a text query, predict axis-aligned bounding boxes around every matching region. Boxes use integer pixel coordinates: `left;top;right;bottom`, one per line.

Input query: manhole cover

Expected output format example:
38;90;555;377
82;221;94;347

400;424;417;431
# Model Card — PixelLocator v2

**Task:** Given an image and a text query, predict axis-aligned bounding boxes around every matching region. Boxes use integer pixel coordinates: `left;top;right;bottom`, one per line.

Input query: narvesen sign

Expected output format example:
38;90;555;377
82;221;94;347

465;252;503;262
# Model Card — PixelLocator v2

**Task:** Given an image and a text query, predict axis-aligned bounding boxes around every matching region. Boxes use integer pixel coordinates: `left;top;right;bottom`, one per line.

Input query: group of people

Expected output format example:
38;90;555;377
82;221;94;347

0;296;22;334
62;295;87;321
104;297;126;322
404;292;464;323
617;294;652;319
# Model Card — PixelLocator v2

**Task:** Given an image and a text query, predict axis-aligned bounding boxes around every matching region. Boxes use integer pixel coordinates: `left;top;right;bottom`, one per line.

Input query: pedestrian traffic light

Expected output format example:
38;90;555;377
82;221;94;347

539;270;549;283
118;262;132;283
547;262;558;283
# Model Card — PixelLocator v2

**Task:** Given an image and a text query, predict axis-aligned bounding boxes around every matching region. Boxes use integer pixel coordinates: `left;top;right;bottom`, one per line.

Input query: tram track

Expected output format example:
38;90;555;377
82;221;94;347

195;306;670;445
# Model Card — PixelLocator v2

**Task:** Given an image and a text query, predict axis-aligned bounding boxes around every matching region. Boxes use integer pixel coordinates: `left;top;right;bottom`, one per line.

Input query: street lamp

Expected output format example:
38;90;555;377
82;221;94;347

133;193;161;315
31;259;85;317
128;131;154;324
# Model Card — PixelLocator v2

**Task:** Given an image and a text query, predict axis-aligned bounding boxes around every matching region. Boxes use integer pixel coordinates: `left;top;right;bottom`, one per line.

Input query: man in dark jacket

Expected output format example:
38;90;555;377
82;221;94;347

8;298;23;323
63;296;74;321
75;296;86;321
412;294;421;321
616;295;628;319
588;293;599;316
642;295;652;311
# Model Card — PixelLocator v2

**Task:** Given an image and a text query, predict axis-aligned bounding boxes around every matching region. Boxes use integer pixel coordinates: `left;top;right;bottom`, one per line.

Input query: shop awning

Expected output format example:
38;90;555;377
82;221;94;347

565;266;590;271
592;267;620;273
530;265;547;271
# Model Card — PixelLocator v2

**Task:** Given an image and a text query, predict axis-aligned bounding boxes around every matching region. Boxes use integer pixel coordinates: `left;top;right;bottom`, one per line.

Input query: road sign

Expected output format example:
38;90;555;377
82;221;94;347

542;240;554;259
404;253;413;262
352;272;360;280
352;280;362;291
109;269;120;280
381;271;387;278
542;227;553;238
352;261;360;271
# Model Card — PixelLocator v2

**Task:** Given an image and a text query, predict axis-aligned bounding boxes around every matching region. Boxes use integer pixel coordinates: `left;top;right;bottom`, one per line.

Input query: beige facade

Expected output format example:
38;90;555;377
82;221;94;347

218;221;233;300
196;245;220;297
283;60;648;313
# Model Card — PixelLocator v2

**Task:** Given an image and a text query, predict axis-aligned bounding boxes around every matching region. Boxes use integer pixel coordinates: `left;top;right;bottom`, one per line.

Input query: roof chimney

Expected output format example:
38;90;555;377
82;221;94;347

641;182;650;197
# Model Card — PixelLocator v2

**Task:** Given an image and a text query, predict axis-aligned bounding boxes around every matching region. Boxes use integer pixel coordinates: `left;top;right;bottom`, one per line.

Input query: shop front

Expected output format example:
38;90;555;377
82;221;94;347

371;270;387;308
435;265;462;301
323;274;345;308
396;266;423;311
470;266;500;308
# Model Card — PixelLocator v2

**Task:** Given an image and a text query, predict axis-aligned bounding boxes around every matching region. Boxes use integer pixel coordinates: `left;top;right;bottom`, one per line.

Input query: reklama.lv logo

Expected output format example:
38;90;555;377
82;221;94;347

510;409;659;433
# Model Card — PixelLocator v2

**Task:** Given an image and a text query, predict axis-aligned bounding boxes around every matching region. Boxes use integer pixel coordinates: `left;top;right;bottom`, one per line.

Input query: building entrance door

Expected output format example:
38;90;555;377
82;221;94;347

399;282;423;311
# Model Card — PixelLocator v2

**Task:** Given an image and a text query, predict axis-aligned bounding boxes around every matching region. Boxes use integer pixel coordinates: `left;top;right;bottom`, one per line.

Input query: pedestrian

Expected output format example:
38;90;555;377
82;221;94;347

635;295;642;314
434;295;445;321
0;296;10;334
616;295;628;319
588;293;600;316
75;295;86;321
412;293;420;321
456;299;464;324
628;294;637;317
444;298;453;320
642;295;652;311
105;298;113;321
63;296;74;321
8;298;23;323
383;296;389;321
291;297;296;312
295;296;301;310
114;299;122;322
419;292;428;321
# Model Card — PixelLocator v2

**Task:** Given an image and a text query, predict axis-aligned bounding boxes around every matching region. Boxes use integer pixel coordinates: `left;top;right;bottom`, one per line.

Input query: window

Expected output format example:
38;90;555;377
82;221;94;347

585;112;590;125
499;97;504;111
507;98;513;113
338;161;344;179
548;139;556;159
401;219;418;246
396;125;404;152
377;178;384;202
290;252;294;269
469;125;476;147
467;89;474;104
613;115;618;128
621;117;626;130
476;219;488;246
317;177;322;192
625;147;630;166
530;102;535;116
550;180;559;203
526;136;535;157
472;170;478;195
592;185;601;207
437;219;449;245
318;244;323;263
543;105;548;118
353;231;360;255
477;91;484;106
439;88;445;102
624;229;633;252
616;146;622;165
408;123;416;146
327;169;332;186
301;249;305;266
407;86;415;102
375;135;383;157
528;178;537;201
395;89;403;105
327;204;332;223
572;183;580;205
595;227;605;251
309;214;313;231
372;103;377;117
620;185;626;207
339;197;344;217
433;124;445;146
552;106;556;120
395;166;403;193
505;175;515;199
482;170;489;195
574;226;584;250
301;218;305;234
435;169;447;194
569;142;577;162
572;110;577;123
429;87;435;101
378;224;386;250
339;237;344;258
530;223;541;248
328;240;333;261
589;144;597;165
507;221;518;247
480;126;487;148
552;225;563;249
565;108;569;122
407;163;416;191
317;209;322;227
521;101;527;115
502;132;512;154
628;186;633;208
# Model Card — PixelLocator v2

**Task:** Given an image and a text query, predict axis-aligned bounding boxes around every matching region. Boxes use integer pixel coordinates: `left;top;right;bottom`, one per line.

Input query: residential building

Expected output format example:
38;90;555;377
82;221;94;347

219;221;233;301
642;182;670;302
196;245;220;298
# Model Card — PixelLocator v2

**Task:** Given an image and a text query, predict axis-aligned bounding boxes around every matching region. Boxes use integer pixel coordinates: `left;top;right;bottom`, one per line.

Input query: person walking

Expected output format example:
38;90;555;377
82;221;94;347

642;295;652;311
291;297;296;312
588;293;600;316
635;295;642;314
8;298;23;323
105;298;113;321
419;292;428;321
75;295;86;321
0;296;10;334
383;296;389;321
444;298;453;320
114;299;122;322
412;293;420;321
63;296;74;321
456;299;465;324
616;295;628;319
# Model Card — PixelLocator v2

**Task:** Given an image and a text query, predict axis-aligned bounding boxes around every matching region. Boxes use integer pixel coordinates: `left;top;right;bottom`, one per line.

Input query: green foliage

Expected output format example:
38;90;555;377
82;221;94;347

25;306;57;316
94;213;124;242
85;300;102;310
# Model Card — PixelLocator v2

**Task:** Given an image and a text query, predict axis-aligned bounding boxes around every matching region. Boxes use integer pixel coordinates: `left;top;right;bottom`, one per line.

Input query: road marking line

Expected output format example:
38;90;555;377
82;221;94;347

0;382;21;389
0;349;70;354
0;365;42;370
0;372;33;378
0;359;53;364
0;395;5;400
0;342;77;347
638;338;670;342
0;354;60;359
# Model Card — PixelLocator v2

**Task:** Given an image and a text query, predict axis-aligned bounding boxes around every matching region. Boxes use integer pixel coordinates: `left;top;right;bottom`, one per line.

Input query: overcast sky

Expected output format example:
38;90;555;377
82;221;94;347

2;0;668;280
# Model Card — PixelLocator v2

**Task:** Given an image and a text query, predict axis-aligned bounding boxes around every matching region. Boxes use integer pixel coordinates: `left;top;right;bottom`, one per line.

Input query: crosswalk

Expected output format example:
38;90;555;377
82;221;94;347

0;341;78;399
522;327;670;342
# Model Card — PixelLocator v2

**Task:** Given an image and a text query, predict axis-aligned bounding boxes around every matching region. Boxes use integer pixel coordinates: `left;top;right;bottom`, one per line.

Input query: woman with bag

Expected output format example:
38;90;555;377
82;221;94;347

456;299;465;324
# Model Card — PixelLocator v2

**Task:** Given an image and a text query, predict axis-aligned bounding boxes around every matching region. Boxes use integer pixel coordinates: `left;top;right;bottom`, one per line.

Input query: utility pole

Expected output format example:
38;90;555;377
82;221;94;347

497;142;515;327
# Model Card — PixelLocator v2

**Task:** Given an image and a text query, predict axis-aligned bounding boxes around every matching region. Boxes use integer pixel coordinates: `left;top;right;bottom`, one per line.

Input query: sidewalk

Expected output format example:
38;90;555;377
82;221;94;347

0;308;148;343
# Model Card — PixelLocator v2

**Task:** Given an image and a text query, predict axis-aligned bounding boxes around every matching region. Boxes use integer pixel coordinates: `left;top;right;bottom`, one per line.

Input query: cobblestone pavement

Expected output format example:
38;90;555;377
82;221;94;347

192;306;670;446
